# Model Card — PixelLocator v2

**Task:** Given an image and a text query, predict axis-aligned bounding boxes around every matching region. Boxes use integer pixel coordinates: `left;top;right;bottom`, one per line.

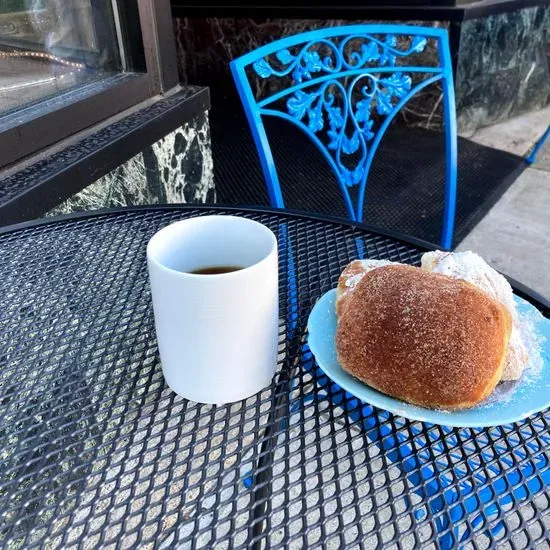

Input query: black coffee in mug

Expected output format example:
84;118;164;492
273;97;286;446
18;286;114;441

190;266;243;275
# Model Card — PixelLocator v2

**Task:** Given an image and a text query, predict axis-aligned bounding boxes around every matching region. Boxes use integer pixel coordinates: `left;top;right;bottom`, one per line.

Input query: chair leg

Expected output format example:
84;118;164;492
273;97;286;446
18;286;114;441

355;237;366;260
440;40;458;251
279;224;298;341
441;94;457;250
526;126;550;165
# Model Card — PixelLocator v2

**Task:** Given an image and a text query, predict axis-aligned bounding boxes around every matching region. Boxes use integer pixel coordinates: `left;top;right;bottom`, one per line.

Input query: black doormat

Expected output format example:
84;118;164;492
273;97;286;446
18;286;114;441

210;105;527;248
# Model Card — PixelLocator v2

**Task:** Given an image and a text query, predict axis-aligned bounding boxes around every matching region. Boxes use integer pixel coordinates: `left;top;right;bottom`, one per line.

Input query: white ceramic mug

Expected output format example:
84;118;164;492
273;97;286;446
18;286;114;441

147;215;279;404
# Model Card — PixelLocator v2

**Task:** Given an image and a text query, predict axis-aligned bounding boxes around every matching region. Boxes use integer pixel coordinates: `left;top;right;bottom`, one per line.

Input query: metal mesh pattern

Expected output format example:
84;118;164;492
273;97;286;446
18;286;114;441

0;207;548;549
210;109;526;247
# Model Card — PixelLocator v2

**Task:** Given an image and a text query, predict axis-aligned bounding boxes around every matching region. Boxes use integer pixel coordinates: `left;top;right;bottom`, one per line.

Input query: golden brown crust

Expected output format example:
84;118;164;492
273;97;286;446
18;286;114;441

421;250;527;381
336;264;512;410
336;259;395;317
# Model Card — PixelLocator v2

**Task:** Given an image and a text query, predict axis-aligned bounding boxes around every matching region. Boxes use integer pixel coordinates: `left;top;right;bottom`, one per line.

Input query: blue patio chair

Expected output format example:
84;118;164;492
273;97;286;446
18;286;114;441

230;24;458;250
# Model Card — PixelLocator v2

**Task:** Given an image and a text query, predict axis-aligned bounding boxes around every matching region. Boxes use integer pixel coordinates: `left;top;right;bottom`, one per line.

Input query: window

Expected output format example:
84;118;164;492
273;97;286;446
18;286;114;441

0;0;178;167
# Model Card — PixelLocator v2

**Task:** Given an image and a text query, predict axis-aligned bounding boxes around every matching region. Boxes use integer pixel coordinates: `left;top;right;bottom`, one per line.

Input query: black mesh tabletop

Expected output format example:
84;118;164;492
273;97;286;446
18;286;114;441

1;206;549;549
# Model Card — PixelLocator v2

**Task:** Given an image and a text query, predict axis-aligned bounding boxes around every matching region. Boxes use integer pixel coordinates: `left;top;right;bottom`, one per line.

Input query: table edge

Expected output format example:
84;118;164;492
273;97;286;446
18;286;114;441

0;204;436;249
2;204;548;315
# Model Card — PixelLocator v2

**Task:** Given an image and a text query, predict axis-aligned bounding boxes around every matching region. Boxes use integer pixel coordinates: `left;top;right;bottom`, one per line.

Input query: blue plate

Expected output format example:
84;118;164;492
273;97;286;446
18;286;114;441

307;289;550;427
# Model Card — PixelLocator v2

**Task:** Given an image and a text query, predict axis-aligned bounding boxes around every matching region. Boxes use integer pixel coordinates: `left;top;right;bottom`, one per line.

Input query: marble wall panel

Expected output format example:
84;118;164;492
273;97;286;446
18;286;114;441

174;17;446;127
174;20;446;87
48;111;215;216
455;5;550;134
175;11;550;133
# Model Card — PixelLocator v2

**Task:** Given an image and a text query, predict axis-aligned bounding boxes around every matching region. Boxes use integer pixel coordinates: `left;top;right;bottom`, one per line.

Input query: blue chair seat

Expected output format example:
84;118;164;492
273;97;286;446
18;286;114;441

211;107;525;246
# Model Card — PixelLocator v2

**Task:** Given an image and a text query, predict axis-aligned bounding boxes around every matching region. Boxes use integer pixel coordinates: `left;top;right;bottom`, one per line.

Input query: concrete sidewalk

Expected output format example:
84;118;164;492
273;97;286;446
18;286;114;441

456;109;550;300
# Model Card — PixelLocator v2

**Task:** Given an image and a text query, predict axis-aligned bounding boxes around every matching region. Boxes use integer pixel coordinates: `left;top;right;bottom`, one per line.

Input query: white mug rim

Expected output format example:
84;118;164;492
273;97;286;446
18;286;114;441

146;215;278;279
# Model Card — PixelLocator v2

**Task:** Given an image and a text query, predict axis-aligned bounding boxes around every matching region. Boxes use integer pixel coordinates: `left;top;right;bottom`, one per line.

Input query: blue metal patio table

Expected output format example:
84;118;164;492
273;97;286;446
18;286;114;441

0;205;548;549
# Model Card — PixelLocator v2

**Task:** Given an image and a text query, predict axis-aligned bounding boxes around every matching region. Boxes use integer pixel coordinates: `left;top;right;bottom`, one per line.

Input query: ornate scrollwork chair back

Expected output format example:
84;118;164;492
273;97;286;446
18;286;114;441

230;25;457;249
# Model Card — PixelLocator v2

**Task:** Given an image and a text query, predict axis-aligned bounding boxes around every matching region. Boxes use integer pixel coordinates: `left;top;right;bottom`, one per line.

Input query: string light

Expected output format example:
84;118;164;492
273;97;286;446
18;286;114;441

0;50;85;69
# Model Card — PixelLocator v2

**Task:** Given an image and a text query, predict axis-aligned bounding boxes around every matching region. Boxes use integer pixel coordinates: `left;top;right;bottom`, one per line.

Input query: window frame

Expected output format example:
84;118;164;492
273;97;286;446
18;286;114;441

0;0;179;168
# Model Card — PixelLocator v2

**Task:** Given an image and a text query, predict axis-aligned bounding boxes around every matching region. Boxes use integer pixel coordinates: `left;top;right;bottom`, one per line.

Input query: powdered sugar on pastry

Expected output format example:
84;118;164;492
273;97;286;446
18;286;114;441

421;250;527;381
336;259;398;316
